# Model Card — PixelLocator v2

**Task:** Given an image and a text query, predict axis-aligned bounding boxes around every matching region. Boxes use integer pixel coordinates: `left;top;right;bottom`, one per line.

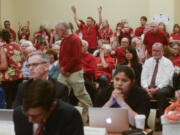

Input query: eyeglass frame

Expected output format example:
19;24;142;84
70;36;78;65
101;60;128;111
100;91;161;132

26;62;47;68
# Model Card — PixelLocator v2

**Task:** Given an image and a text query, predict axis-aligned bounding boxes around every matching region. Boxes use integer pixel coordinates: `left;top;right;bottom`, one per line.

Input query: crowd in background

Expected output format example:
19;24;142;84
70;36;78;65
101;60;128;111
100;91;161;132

0;6;180;131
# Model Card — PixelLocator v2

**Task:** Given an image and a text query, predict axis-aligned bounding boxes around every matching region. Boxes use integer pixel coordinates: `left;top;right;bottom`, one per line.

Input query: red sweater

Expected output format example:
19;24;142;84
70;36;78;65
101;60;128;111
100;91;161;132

143;30;169;55
171;56;180;67
115;46;125;65
170;33;180;40
135;26;145;37
82;53;97;79
80;24;99;49
59;34;82;73
95;56;115;81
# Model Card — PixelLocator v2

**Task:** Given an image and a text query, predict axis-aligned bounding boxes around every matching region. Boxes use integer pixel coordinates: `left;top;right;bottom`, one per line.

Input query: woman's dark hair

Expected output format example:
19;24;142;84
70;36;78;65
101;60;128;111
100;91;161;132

23;80;56;112
0;29;11;43
140;16;147;22
173;24;180;33
113;65;135;81
40;40;47;46
79;20;85;25
124;46;139;69
46;49;58;61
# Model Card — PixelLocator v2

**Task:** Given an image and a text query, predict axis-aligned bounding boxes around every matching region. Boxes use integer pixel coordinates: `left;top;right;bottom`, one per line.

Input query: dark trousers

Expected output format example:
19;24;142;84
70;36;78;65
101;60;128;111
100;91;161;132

1;79;23;109
155;86;174;116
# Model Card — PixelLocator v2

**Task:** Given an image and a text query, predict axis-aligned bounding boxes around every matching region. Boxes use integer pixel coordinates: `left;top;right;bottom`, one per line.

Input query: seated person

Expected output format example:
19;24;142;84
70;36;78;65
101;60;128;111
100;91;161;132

170;41;180;67
18;21;30;41
141;43;174;116
46;49;60;80
13;79;84;135
82;40;96;80
112;37;129;65
13;52;69;108
122;46;142;86
95;44;114;86
103;65;150;126
170;24;180;43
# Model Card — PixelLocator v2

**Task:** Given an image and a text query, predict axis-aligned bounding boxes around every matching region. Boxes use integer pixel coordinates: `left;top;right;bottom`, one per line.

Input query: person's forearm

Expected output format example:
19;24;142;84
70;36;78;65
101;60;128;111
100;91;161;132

73;13;80;26
0;49;8;70
98;11;102;26
103;99;114;107
118;100;137;126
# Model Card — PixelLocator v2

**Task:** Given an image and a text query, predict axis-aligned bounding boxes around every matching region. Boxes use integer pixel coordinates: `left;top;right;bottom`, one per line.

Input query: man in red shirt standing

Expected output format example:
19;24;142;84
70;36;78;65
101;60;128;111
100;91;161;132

143;21;169;56
4;20;16;41
55;22;92;123
71;5;102;54
135;16;147;37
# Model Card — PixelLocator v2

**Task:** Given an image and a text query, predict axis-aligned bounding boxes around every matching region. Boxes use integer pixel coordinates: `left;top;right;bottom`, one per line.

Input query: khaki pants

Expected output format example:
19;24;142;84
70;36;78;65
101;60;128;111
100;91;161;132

57;70;92;122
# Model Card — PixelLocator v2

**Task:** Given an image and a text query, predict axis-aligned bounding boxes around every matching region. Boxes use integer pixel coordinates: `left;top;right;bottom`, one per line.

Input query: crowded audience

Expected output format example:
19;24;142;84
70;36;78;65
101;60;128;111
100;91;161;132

1;6;180;134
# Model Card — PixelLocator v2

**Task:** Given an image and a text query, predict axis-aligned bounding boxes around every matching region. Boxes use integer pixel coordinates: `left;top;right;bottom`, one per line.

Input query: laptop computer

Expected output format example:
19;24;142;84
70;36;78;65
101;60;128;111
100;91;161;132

89;107;129;133
0;109;13;121
0;109;15;135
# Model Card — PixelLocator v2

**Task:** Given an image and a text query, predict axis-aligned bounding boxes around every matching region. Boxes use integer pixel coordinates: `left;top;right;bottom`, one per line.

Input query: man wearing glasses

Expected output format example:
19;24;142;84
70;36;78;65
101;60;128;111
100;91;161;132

13;79;84;135
4;20;16;41
13;52;69;108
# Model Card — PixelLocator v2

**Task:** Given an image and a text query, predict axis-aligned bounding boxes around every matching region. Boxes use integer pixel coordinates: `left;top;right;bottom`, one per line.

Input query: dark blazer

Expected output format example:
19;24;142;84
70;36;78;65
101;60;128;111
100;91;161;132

13;100;84;135
13;78;69;108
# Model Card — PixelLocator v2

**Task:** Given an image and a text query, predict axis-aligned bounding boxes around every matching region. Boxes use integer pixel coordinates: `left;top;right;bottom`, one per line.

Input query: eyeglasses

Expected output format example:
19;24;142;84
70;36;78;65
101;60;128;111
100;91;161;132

26;62;46;68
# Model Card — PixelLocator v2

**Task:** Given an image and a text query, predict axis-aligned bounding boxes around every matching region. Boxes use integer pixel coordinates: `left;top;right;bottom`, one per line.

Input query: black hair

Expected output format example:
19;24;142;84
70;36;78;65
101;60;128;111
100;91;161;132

0;29;11;43
124;46;139;69
23;80;56;112
113;65;135;81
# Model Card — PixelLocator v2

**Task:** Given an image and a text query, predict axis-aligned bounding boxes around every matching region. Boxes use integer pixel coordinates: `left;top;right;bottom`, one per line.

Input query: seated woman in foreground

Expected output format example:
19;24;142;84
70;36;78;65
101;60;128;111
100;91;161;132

103;65;150;126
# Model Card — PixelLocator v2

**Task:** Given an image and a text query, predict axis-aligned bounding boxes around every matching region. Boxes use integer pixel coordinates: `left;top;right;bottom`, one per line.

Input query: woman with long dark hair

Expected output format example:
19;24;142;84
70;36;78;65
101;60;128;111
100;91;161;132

122;46;142;86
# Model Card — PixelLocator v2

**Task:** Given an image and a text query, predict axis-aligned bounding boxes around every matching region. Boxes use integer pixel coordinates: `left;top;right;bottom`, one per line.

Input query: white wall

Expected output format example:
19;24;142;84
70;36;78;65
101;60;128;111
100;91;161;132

1;0;180;39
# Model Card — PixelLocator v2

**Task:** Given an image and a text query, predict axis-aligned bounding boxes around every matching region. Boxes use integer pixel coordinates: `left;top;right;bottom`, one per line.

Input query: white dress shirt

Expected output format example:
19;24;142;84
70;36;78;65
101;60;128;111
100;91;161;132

141;56;174;89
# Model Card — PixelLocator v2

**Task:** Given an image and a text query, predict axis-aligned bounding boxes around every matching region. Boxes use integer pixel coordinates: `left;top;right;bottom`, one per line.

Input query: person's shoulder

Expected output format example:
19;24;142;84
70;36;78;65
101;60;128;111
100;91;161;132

144;57;153;64
161;56;174;65
49;78;67;89
131;86;149;98
87;53;96;59
145;30;151;35
70;34;81;42
56;100;79;115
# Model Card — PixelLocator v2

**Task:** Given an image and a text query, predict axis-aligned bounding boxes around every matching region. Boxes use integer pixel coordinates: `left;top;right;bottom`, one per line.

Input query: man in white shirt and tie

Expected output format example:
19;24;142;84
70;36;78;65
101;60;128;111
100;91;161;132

141;42;174;116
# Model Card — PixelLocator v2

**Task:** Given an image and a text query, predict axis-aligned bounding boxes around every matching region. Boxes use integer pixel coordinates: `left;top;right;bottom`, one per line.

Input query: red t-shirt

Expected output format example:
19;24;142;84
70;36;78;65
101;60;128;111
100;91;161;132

170;33;180;40
171;56;180;67
95;55;115;81
59;34;82;73
18;33;30;41
82;53;97;79
80;24;99;49
143;30;169;55
121;28;133;40
99;27;113;41
115;46;126;65
135;26;145;37
9;28;16;41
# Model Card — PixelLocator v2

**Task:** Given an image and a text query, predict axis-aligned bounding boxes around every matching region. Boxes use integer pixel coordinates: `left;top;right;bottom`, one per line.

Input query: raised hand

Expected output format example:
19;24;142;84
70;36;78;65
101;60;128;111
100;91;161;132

18;22;22;28
98;6;102;14
27;21;30;27
71;6;76;14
